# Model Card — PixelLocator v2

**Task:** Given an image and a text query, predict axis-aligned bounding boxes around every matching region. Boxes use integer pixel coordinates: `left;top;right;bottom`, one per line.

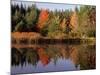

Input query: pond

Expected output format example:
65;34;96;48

11;44;96;74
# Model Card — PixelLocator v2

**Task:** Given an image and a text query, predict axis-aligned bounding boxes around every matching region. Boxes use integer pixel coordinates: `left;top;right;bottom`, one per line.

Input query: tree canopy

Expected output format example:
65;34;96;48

11;3;96;38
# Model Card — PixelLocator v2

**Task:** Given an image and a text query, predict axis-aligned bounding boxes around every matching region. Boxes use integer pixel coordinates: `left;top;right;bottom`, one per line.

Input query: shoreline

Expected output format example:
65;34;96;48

11;32;95;44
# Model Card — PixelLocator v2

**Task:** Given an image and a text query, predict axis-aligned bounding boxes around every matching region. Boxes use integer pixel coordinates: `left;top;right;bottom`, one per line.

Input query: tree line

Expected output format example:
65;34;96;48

11;3;96;38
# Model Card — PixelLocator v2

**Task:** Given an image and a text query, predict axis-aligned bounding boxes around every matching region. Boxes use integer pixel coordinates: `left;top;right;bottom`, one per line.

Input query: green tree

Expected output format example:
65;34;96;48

25;4;39;31
14;20;26;32
12;9;22;32
48;16;61;38
78;6;96;37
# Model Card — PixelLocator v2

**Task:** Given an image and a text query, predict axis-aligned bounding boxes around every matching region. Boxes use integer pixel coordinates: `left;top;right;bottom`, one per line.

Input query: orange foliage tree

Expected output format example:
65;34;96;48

37;9;49;31
70;11;78;30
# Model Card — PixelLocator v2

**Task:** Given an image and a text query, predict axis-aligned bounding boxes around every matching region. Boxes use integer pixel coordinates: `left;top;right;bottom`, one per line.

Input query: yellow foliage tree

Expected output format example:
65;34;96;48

70;11;78;30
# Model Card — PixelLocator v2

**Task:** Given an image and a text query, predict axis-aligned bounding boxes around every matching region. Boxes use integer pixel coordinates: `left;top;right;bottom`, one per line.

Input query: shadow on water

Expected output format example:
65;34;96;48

11;44;96;74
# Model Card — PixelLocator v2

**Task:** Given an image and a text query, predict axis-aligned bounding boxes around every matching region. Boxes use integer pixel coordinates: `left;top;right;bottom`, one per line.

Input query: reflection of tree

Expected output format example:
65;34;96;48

11;47;39;67
11;48;27;67
11;47;21;66
45;45;74;65
60;46;71;59
46;45;62;66
26;48;39;66
11;44;96;70
70;46;79;69
78;45;96;70
37;48;50;66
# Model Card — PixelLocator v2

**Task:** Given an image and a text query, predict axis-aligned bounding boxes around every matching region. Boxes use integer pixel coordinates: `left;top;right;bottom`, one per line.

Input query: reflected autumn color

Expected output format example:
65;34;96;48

78;45;96;69
70;46;79;68
11;44;96;74
37;48;50;66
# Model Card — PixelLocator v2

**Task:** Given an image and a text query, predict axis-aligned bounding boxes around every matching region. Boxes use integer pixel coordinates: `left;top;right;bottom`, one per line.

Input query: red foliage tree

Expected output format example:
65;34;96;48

37;9;49;31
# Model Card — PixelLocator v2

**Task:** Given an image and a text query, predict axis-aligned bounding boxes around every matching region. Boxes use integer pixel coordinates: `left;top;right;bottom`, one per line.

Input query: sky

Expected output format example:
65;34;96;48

11;1;81;11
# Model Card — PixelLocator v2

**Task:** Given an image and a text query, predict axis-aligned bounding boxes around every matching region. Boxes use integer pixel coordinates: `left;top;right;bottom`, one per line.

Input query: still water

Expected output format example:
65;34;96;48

11;44;96;74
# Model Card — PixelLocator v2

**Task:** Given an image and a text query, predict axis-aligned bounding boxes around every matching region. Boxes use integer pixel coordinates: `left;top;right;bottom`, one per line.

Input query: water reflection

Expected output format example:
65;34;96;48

11;44;96;74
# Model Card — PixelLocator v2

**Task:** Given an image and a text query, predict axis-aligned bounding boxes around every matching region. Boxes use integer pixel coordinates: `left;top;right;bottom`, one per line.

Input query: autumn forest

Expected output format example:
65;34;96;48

11;1;96;74
11;2;96;43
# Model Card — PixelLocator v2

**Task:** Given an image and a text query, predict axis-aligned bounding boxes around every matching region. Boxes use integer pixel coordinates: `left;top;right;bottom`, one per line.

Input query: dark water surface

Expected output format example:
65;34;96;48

11;44;96;74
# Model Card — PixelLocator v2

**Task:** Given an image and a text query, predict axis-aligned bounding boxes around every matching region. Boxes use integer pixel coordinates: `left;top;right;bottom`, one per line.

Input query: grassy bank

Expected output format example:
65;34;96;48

11;32;95;45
